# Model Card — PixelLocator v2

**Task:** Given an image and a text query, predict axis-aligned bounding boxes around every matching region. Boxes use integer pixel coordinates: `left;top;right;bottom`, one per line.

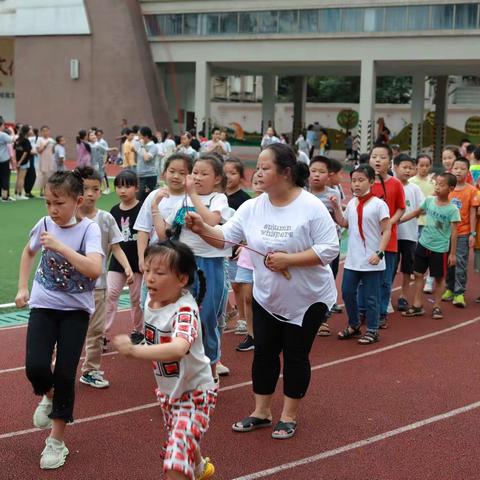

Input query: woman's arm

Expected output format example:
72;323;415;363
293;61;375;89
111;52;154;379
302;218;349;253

185;212;226;249
111;244;134;283
185;177;221;226
15;244;37;307
40;232;102;279
114;335;189;362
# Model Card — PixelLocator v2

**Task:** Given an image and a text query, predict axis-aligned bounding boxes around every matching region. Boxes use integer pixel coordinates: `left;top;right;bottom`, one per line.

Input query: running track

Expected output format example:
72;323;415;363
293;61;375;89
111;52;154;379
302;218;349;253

1;261;480;479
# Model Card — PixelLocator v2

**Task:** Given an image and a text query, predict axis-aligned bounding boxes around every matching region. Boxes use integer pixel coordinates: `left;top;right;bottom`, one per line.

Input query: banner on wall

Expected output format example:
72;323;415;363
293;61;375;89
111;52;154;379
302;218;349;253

0;39;15;122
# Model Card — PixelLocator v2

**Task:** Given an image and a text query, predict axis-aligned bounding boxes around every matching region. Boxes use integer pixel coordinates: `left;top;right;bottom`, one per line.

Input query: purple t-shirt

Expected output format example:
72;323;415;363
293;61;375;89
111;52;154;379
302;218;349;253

29;217;103;314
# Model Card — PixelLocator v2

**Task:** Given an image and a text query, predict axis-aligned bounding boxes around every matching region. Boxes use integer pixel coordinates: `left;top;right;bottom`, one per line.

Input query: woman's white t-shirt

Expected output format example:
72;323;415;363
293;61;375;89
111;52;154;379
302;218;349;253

220;190;339;326
144;291;214;400
344;196;390;272
167;193;232;257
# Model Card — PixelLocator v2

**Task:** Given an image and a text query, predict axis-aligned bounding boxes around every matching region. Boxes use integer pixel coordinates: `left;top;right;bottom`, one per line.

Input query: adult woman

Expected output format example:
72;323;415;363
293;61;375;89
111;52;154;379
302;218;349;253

186;143;339;439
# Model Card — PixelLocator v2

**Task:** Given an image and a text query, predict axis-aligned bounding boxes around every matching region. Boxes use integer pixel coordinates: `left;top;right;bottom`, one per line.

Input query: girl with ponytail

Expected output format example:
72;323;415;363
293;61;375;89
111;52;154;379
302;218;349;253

331;164;391;344
114;239;216;480
359;144;405;328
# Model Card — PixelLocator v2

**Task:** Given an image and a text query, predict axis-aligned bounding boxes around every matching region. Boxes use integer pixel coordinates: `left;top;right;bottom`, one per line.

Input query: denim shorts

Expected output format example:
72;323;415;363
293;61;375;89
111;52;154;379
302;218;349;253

235;266;253;284
227;258;238;283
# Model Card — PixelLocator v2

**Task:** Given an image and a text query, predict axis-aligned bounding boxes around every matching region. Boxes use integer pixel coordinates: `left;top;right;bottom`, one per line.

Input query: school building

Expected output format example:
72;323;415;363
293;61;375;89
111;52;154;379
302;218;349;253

1;0;480;158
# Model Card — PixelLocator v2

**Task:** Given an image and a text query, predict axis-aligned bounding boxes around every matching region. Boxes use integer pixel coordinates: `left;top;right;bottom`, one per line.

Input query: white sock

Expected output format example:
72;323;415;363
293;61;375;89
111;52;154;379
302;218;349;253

195;458;205;477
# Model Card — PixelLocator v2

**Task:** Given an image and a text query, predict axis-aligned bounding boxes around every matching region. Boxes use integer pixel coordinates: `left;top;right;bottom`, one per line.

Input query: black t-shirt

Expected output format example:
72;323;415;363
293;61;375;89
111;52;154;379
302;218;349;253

191;138;201;152
227;189;251;211
14;137;32;167
108;202;143;273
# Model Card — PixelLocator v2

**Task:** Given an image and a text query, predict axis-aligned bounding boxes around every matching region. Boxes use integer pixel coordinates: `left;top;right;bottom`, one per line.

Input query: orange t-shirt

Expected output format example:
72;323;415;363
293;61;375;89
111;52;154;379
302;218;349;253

448;183;479;236
475;189;480;249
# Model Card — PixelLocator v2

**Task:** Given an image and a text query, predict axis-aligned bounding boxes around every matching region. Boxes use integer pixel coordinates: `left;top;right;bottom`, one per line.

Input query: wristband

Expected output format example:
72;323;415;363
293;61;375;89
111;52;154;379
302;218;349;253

151;209;160;216
376;250;384;260
469;232;477;237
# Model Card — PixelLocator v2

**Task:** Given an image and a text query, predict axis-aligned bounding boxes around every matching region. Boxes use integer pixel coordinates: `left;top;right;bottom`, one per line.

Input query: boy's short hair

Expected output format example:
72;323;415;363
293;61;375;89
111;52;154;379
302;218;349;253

124;128;133;136
474;147;480;161
139;126;152;138
310;155;331;170
358;153;370;164
329;158;343;173
437;172;457;188
76;166;102;183
452;157;470;169
465;144;476;154
393;153;415;166
131;125;140;134
114;169;138;188
55;135;63;143
416;153;432;165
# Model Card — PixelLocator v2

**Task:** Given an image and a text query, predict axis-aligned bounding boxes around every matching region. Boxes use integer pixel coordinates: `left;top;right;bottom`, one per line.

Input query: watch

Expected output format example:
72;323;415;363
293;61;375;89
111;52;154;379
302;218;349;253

376;250;385;259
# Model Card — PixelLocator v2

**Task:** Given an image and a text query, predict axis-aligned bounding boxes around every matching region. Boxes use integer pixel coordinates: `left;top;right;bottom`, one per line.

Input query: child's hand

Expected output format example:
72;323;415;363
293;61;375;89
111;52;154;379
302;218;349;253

329;196;341;209
40;232;64;253
152;188;169;207
185;211;205;234
125;267;134;284
113;334;134;357
185;175;196;195
138;257;145;274
15;288;29;308
448;253;456;267
368;252;381;265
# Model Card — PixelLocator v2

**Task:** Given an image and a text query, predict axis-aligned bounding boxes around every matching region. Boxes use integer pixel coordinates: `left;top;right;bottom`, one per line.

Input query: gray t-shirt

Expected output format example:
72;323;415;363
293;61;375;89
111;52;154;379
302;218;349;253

135;140;158;178
314;187;342;237
29;217;103;315
0;131;12;162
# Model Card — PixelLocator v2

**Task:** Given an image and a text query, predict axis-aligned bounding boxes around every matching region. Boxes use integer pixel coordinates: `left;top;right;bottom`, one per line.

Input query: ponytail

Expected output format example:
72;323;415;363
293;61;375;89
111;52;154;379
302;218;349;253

195;269;207;307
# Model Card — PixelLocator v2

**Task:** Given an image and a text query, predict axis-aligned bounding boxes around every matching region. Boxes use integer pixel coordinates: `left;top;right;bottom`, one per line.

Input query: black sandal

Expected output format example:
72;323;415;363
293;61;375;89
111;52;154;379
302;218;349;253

232;416;272;432
272;421;297;439
432;307;443;319
402;306;425;317
358;330;379;345
337;326;361;340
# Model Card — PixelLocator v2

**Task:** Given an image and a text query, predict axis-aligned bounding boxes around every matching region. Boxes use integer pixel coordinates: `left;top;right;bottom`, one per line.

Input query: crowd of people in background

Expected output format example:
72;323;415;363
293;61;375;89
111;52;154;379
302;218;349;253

5;113;480;479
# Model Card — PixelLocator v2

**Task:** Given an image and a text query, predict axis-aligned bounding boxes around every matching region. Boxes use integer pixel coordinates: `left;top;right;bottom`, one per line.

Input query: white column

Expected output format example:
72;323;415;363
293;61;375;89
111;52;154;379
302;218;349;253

433;76;448;168
194;61;211;135
292;76;307;142
411;74;425;157
359;59;376;153
262;74;276;133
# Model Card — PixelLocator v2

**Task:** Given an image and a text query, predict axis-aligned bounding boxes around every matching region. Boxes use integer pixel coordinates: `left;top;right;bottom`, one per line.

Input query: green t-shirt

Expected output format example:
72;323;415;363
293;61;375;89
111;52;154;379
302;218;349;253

419;196;460;253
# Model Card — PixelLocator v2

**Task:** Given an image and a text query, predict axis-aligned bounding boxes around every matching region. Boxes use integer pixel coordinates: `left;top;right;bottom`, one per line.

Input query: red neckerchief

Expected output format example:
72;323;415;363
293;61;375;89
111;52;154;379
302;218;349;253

357;192;375;246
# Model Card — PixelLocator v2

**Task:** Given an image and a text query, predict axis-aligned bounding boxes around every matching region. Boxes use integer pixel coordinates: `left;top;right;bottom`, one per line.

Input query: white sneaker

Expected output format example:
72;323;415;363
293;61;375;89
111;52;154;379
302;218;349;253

235;319;248;335
40;436;69;469
33;395;53;429
16;194;28;200
79;370;110;388
216;362;230;376
102;188;110;195
423;277;434;294
387;300;394;314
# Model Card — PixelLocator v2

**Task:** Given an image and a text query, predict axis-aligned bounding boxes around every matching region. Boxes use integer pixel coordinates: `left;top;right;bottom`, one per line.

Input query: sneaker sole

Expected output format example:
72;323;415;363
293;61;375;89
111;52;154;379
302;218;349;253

234;330;248;336
236;345;255;352
33;418;52;429
40;448;69;469
453;302;466;308
79;377;110;389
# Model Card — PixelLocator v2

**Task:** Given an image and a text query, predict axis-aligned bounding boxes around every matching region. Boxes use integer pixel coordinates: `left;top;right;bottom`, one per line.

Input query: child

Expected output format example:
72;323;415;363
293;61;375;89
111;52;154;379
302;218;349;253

134;154;193;281
14;124;32;199
158;155;231;379
394;155;424;310
442;145;460;172
442;158;479;307
104;170;144;345
332;164;391;344
360;144;405;328
176;132;199;161
220;130;232;155
235;173;262;352
77;167;134;388
122;129;136;169
136;126;159;202
113;240;216;480
309;155;342;335
295;130;310;157
15;170;103;469
470;147;480;186
409;154;436;293
54;136;66;172
36;126;56;196
401;173;460;318
224;158;251;335
76;129;91;168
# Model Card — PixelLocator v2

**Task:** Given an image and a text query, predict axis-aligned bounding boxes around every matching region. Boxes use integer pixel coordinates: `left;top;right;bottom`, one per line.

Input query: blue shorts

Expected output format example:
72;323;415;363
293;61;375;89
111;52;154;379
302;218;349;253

235;266;253;284
227;259;238;283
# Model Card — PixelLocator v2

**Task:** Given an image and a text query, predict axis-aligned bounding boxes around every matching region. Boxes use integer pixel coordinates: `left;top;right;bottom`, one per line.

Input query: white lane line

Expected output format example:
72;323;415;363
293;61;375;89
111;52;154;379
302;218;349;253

1;316;479;439
231;400;480;480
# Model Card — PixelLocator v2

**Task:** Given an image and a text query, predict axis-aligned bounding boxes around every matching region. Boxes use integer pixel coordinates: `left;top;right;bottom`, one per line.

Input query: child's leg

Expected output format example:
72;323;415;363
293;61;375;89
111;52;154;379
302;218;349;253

433;277;445;308
411;272;425;307
81;289;107;376
401;273;411;301
51;310;90;435
129;272;144;333
341;269;362;328
379;252;397;317
453;236;469;295
363;271;382;332
104;272;126;337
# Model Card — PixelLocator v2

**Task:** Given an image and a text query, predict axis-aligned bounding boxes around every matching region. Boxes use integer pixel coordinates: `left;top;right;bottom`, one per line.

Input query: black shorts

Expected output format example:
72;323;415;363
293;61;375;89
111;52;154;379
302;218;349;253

397;240;416;274
414;243;447;278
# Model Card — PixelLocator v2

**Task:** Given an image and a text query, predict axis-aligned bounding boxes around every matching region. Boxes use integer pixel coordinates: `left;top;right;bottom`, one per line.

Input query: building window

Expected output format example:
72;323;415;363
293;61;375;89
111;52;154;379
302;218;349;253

455;3;479;29
407;5;430;30
384;7;407;31
279;10;298;34
299;10;318;33
239;12;258;33
257;11;278;33
184;14;198;35
319;9;341;33
431;5;454;29
144;15;162;36
220;12;238;34
342;8;363;33
164;14;183;35
364;8;385;32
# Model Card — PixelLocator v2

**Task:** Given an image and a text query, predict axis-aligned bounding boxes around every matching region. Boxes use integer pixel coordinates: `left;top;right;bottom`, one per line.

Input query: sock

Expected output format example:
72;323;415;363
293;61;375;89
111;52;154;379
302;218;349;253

195;458;205;477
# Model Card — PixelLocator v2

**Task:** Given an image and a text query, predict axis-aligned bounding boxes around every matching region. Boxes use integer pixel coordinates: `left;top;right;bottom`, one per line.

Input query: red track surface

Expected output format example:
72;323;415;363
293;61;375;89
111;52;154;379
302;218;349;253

2;260;480;479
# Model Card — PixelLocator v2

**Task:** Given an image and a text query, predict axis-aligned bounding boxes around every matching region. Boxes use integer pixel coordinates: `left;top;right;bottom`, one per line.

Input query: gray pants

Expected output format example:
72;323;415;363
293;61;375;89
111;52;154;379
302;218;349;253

446;235;469;294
